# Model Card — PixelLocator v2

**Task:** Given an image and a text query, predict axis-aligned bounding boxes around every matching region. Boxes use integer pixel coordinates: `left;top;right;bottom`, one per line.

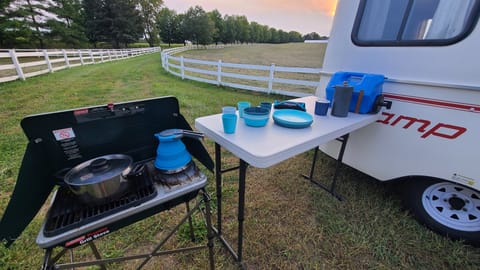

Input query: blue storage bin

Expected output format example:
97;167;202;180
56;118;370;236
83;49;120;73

326;72;385;114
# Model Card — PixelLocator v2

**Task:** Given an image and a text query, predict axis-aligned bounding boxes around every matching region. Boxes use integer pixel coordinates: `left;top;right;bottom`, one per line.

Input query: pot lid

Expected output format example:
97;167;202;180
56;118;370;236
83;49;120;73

65;154;132;185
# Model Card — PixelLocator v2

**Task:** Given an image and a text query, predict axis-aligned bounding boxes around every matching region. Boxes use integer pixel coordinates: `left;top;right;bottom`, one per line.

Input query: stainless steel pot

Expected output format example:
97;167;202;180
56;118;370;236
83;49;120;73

64;154;133;205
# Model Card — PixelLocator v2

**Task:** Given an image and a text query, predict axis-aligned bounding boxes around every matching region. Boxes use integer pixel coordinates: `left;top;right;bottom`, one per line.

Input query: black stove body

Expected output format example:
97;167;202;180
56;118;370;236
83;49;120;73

0;96;214;248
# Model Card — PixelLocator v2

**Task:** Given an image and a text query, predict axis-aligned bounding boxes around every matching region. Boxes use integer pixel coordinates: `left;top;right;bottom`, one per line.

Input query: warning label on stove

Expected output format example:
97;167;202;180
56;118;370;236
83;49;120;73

53;127;76;141
52;128;82;160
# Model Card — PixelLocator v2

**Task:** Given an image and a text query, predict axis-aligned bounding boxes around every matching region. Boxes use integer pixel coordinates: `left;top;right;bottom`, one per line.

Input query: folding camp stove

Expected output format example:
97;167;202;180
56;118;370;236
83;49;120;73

0;96;215;269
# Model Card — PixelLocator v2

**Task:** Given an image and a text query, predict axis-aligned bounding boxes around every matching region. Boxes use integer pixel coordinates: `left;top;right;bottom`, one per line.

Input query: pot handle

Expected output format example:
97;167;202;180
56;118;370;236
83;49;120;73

54;167;71;186
129;163;145;176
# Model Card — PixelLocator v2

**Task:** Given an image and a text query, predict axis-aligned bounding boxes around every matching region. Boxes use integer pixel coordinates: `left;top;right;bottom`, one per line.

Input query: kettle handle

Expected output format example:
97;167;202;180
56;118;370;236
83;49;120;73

156;129;204;141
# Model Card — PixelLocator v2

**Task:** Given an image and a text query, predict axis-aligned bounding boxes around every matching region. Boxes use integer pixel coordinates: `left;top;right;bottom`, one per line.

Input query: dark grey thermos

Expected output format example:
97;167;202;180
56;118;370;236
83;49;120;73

331;81;353;117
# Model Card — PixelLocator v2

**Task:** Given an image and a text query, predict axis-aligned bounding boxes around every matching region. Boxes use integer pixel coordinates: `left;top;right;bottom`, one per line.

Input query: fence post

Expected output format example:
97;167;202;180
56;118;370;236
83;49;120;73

107;50;112;61
268;63;276;94
89;50;95;63
217;60;222;86
9;49;25;80
62;49;70;68
165;55;170;72
78;49;84;65
180;56;185;79
43;50;53;73
100;50;104;62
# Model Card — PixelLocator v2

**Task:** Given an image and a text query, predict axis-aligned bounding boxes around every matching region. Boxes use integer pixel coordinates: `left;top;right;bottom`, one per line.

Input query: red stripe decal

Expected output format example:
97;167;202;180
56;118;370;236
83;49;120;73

383;93;480;112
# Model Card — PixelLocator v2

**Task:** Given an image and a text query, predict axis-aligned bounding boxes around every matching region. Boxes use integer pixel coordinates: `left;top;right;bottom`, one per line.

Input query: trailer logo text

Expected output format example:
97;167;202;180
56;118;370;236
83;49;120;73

377;112;467;139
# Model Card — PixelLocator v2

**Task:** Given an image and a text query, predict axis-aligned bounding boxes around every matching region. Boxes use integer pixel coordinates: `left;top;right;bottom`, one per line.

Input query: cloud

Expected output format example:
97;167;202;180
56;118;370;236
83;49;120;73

163;0;336;35
261;0;337;15
169;0;337;16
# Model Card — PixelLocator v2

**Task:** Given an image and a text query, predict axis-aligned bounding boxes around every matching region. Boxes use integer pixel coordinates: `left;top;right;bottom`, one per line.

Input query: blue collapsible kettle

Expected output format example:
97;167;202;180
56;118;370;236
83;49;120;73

154;129;204;171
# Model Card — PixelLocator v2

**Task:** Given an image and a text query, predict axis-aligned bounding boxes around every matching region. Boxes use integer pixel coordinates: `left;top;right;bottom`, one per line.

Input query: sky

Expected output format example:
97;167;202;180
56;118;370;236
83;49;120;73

162;0;337;36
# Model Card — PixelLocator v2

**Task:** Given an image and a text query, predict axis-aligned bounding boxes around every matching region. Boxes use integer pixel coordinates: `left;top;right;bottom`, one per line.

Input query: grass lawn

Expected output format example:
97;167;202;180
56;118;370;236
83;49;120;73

0;51;479;269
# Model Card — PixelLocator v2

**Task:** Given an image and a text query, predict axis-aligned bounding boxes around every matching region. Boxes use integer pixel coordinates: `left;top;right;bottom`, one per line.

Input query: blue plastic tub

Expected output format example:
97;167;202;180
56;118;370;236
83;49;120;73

326;72;385;114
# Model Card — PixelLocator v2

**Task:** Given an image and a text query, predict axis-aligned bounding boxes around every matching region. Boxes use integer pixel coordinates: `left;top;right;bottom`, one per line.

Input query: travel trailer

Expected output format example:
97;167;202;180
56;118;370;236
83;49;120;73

317;0;480;245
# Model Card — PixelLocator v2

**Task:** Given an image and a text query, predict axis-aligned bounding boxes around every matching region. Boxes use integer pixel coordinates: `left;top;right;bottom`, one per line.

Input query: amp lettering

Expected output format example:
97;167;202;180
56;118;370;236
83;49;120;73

377;112;467;139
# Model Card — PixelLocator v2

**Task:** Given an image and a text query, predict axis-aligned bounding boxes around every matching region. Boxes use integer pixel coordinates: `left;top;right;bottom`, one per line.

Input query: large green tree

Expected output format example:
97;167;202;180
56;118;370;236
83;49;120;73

303;32;322;40
235;15;250;44
288;31;303;42
82;0;103;47
83;0;143;48
136;0;162;47
157;7;180;46
208;9;223;45
46;0;88;48
182;6;213;46
4;0;55;48
222;15;237;44
105;0;144;48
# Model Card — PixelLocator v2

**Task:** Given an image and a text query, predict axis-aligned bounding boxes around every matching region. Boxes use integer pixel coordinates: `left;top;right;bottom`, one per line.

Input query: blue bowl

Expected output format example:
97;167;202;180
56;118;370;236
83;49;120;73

243;107;270;127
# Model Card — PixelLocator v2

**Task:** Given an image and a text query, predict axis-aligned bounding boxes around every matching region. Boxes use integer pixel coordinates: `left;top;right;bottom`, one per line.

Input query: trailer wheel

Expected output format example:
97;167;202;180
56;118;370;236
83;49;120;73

404;178;480;246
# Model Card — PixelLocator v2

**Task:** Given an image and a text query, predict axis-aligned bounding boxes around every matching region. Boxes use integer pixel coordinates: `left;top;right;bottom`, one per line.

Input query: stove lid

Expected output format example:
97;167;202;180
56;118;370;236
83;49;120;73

0;96;213;247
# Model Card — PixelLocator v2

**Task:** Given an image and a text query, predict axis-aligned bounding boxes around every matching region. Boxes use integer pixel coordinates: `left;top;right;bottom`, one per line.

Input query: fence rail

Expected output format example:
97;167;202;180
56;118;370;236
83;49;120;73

161;45;331;97
0;47;160;83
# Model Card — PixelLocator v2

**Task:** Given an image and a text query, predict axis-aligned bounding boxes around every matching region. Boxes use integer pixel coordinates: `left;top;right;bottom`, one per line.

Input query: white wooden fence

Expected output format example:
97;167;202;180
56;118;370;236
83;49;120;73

161;46;330;97
0;47;160;83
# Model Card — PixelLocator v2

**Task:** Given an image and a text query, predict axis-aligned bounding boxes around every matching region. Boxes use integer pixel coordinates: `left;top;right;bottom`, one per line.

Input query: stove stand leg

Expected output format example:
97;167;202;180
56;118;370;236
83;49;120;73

136;197;206;270
88;241;107;270
203;189;215;270
41;248;52;270
186;201;196;242
42;247;69;270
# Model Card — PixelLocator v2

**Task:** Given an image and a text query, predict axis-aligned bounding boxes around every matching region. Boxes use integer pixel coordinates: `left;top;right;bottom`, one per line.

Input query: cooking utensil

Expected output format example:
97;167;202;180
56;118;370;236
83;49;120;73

154;129;204;172
354;90;364;113
331;81;353;117
64;154;133;205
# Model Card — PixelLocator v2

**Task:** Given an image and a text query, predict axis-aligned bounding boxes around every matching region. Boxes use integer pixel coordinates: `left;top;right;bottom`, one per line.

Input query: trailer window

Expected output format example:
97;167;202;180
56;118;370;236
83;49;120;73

352;0;480;46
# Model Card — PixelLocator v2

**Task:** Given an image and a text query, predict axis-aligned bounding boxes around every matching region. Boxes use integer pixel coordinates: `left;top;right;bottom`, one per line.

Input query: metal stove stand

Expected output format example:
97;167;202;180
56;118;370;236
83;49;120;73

37;163;215;270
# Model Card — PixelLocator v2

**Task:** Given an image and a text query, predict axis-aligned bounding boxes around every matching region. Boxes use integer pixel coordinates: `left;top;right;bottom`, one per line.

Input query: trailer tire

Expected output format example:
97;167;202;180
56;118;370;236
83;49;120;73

403;178;480;246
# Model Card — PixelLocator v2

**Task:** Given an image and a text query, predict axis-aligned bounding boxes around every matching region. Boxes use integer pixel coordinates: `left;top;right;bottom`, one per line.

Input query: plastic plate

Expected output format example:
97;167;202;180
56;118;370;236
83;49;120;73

272;109;313;129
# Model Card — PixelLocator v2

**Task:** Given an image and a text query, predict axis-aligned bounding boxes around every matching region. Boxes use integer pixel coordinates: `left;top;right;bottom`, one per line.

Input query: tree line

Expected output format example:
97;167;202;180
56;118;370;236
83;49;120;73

0;0;326;49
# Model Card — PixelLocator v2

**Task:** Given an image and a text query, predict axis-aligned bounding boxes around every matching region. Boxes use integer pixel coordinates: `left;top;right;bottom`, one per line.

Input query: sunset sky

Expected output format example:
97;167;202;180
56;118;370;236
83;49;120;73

162;0;337;36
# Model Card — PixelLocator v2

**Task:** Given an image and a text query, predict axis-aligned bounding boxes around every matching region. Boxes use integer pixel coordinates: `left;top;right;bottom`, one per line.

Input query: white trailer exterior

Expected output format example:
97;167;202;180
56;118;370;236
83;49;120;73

317;0;480;244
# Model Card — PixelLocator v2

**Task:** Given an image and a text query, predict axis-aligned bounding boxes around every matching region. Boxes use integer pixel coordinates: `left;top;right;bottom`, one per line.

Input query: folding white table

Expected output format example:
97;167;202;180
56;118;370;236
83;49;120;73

195;96;381;267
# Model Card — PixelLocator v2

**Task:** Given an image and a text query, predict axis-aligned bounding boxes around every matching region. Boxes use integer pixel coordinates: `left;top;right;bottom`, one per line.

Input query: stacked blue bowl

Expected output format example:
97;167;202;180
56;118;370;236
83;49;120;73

243;107;270;127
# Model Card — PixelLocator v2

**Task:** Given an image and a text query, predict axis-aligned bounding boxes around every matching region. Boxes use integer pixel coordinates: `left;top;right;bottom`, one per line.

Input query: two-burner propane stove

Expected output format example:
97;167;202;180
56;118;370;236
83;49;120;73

37;159;207;249
0;96;215;269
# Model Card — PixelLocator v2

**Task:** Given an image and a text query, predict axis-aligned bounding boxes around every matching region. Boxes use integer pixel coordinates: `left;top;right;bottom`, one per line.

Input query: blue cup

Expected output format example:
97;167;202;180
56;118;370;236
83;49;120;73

222;113;237;134
222;106;236;115
259;102;272;111
237;101;251;118
315;99;330;116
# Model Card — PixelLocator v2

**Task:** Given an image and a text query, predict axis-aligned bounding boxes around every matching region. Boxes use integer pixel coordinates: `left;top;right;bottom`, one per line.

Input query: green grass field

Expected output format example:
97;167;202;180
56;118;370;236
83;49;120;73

0;49;479;269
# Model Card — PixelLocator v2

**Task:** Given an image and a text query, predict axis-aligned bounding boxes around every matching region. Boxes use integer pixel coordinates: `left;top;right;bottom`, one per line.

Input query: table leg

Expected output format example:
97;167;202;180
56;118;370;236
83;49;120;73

213;143;247;268
302;134;350;201
215;143;223;234
237;159;247;264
